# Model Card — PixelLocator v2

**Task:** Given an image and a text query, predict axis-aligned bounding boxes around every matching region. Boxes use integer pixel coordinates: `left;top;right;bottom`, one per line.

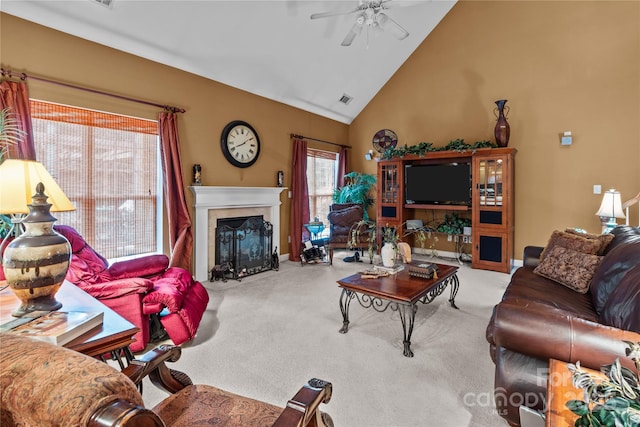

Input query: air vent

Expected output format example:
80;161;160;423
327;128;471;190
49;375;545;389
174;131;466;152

89;0;114;8
338;94;353;105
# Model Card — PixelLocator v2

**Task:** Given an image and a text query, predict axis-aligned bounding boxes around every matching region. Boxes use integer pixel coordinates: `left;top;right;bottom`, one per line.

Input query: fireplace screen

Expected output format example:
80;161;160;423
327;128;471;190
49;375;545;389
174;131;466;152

215;216;274;280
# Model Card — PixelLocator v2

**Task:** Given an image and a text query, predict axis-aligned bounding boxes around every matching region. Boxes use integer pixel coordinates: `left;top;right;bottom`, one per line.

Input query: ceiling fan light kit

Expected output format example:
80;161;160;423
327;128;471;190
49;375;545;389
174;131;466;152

311;0;410;47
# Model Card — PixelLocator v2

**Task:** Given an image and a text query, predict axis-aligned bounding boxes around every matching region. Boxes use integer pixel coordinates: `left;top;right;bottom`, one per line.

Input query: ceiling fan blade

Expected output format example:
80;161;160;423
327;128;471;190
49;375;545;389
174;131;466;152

341;20;364;46
310;6;360;20
377;12;409;40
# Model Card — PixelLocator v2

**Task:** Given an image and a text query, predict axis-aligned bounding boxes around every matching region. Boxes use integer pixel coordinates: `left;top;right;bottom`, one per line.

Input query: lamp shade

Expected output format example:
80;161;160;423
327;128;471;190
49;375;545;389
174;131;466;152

595;188;626;219
0;159;75;215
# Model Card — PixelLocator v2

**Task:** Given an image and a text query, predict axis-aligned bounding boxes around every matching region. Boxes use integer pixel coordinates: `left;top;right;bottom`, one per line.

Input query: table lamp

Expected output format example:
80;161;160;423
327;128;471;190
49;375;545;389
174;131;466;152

0;159;75;316
595;188;625;234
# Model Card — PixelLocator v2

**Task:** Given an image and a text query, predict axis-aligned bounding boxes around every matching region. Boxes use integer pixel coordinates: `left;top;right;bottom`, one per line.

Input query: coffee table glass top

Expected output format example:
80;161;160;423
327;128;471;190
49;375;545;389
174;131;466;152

337;262;458;303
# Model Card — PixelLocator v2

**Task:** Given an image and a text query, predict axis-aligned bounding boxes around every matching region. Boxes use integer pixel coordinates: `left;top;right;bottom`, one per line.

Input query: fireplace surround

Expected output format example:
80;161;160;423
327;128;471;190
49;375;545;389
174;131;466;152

190;186;286;283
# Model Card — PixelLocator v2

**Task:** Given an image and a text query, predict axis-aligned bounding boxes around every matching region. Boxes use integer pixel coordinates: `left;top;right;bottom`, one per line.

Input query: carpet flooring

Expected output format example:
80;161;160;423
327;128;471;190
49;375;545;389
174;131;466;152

141;252;513;427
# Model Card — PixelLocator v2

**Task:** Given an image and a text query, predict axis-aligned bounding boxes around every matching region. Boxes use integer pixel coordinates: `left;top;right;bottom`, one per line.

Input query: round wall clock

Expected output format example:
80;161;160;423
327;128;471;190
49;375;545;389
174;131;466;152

221;120;261;168
372;129;398;153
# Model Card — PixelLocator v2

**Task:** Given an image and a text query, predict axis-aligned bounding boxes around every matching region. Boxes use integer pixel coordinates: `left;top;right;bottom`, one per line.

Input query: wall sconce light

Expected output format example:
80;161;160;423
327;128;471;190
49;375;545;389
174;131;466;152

364;149;374;161
595;188;625;233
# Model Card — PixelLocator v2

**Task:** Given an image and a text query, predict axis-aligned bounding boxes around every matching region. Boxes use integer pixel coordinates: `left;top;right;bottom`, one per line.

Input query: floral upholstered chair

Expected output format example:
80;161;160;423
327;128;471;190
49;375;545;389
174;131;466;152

0;334;334;427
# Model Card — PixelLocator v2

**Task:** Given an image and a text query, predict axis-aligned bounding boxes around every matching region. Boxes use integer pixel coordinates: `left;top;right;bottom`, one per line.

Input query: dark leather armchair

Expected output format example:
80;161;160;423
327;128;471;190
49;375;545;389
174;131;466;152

0;333;334;427
327;203;374;264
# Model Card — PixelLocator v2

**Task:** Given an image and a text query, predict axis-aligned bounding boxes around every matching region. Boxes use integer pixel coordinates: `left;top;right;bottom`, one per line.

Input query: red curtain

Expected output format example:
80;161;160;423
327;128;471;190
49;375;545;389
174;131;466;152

158;112;193;270
337;146;347;188
0;80;36;160
289;137;310;261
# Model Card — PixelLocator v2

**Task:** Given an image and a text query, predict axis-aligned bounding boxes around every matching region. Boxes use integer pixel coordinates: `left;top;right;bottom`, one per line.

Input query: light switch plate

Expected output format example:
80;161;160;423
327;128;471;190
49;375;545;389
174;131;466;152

594;185;602;194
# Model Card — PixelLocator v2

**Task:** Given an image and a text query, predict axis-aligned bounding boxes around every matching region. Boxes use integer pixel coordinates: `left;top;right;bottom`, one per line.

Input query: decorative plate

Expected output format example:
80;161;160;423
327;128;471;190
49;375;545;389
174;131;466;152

372;129;398;153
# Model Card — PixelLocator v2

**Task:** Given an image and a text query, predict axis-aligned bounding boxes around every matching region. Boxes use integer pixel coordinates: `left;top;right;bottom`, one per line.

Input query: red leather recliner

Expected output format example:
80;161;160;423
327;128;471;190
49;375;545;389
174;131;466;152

55;225;209;352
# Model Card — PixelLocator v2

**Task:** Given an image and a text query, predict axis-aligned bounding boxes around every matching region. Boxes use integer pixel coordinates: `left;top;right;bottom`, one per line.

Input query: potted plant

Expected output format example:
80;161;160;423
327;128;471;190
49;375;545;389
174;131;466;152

333;171;376;220
566;340;640;426
348;221;439;267
436;213;471;236
0;107;27;240
0;107;26;164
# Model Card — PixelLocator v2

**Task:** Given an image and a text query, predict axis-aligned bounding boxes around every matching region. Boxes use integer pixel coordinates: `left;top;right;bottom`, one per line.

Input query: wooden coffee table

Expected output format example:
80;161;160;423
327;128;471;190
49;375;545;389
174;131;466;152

337;262;459;357
1;280;139;365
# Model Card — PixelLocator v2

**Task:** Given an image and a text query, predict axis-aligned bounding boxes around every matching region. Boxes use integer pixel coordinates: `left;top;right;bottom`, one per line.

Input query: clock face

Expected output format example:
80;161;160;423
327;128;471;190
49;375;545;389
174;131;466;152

221;121;260;168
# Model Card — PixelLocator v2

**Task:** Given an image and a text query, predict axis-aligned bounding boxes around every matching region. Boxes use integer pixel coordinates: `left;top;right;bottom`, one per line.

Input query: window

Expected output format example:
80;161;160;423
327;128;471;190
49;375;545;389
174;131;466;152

30;100;161;260
307;148;337;233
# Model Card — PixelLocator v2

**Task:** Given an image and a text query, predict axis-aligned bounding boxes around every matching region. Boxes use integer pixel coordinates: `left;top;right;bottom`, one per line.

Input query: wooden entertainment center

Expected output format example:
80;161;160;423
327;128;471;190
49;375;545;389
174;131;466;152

376;147;516;273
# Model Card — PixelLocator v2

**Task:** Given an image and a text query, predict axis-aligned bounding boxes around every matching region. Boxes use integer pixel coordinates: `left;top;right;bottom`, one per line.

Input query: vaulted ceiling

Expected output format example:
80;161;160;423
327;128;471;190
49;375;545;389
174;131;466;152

1;0;457;124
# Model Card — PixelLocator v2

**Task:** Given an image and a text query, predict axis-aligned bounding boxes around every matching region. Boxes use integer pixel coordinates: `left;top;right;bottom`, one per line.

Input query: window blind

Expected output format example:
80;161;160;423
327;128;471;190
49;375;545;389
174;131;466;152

30;99;160;260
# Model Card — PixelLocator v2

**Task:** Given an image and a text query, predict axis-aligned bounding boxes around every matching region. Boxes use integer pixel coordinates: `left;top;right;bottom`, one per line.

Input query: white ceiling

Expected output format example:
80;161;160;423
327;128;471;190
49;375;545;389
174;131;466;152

1;0;456;124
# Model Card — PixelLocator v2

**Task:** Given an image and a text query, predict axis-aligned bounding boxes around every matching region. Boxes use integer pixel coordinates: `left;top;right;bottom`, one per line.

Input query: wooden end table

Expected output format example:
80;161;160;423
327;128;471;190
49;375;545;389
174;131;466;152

546;358;604;427
337;262;459;357
1;280;139;365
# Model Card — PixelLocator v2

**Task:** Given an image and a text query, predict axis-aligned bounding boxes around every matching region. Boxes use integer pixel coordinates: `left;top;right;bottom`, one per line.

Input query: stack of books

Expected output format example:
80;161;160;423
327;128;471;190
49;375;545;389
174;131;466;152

374;264;405;274
407;263;439;280
1;311;104;346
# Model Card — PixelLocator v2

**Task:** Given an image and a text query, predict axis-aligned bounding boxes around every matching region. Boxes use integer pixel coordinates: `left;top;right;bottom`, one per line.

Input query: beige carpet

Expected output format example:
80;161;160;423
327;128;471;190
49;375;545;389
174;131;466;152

141;252;512;427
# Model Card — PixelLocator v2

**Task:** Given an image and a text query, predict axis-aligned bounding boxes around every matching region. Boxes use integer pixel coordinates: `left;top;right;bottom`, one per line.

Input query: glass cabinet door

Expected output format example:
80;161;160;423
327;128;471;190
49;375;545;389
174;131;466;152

478;158;503;207
380;163;398;205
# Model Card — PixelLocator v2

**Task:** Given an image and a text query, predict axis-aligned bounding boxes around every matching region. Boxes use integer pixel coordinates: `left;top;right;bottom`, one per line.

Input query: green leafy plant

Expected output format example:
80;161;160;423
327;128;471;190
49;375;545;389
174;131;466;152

436;213;471;235
566;341;640;427
333;171;376;219
381;139;497;160
0;107;27;163
347;221;440;263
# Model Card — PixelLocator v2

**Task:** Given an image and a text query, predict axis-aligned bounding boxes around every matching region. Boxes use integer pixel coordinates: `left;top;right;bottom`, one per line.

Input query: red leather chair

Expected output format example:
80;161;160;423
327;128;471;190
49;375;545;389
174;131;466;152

55;225;209;352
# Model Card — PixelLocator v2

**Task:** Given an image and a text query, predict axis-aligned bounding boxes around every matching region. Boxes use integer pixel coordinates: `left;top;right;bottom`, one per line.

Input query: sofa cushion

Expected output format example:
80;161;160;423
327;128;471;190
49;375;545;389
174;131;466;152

500;267;598;321
153;384;281;427
590;238;640;314
600;265;640;333
540;230;602;261
533;246;602;294
603;225;640;254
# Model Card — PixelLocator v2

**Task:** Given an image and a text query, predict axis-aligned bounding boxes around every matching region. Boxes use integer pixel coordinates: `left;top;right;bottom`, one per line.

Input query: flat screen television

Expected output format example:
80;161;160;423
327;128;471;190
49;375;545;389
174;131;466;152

405;163;471;206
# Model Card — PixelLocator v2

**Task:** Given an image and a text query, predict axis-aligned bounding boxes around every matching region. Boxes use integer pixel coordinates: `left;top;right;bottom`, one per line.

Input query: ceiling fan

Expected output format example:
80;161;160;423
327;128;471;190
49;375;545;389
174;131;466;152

310;0;410;47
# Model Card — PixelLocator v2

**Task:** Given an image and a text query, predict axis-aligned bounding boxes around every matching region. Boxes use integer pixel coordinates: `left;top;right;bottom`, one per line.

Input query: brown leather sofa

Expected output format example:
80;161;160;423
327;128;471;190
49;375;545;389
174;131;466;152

486;225;640;426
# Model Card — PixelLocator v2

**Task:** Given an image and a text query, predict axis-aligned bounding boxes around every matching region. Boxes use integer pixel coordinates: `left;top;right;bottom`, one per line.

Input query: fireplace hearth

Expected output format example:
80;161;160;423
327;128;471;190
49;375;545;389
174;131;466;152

190;186;287;283
215;215;275;280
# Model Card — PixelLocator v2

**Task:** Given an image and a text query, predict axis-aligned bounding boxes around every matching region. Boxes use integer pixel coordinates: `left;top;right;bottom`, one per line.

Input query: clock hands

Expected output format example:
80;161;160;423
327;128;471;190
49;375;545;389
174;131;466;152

232;137;254;148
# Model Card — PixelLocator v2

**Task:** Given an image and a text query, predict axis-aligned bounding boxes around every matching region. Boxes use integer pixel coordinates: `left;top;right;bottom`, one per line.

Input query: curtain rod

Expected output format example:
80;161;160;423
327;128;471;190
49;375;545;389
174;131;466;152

1;68;185;113
290;133;350;149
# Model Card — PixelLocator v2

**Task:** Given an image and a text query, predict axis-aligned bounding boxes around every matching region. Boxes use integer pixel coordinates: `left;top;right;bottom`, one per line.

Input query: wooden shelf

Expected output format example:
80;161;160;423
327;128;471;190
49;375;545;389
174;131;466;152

405;204;470;211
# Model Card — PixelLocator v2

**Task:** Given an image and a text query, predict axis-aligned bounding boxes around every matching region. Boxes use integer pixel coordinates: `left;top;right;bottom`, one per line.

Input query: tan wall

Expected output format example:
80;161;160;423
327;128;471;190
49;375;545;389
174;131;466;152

0;13;349;258
2;1;639;265
350;1;640;258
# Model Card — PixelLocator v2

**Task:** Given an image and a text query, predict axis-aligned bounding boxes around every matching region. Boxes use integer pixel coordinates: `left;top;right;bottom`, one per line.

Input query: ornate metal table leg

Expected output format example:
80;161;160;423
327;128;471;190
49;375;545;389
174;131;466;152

339;288;353;334
448;274;460;309
398;303;418;357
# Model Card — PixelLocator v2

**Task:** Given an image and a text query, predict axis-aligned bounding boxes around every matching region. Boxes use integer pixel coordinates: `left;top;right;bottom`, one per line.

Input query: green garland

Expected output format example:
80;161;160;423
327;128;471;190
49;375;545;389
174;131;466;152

381;139;497;160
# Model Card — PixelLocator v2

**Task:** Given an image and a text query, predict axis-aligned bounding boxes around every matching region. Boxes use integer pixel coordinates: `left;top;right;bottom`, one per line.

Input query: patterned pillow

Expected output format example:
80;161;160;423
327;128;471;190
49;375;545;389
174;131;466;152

533;246;603;293
564;228;615;255
540;230;602;261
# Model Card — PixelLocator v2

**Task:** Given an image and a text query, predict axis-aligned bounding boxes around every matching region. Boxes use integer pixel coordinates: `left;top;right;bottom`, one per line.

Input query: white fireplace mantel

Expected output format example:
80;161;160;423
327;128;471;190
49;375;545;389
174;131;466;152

190;186;287;282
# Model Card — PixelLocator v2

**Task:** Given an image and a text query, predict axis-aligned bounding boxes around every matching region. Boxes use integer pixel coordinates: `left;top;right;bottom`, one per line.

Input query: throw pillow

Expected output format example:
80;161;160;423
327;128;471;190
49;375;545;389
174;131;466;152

533;246;603;293
563;228;615;255
539;230;602;261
